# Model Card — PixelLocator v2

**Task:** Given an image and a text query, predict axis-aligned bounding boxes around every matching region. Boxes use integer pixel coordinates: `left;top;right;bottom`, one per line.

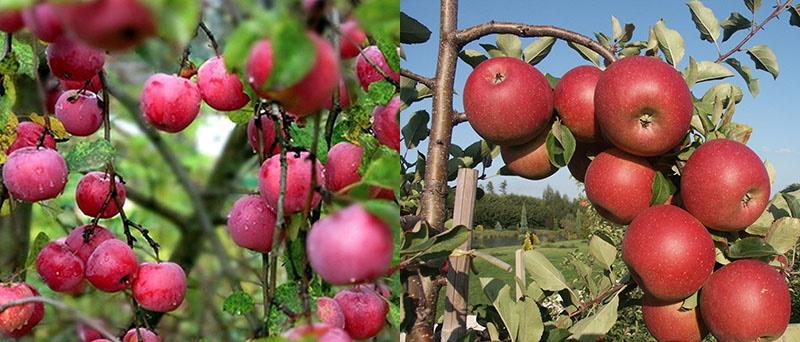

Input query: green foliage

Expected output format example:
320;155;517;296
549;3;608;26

746;44;779;79
267;13;314;89
288;117;328;163
400;12;431;44
686;0;720;44
222;290;255;316
545;121;576;168
355;0;400;42
468;187;579;231
25;232;50;268
649;171;676;205
64;139;116;172
142;0;201;47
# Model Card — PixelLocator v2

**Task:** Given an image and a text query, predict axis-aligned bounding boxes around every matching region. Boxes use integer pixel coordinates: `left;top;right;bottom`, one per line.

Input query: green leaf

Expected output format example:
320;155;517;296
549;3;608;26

718;121;752;144
744;0;762;13
64;139;116;172
267;15;314;89
545;73;560;89
288;118;328;163
765;217;800;254
4;39;33;78
687;0;721;43
523;37;556;66
650;171;676;205
702;83;744;105
400;12;431;44
727;237;777;259
790;5;800;27
221;18;263;75
222;291;254;316
545;121;576;168
725;58;760;96
568;294;620;341
227;107;253;124
479;43;505;58
366;81;396;106
362;152;401;190
0;0;33;10
765;160;776;186
589;233;617;270
611;16;623;41
144;0;201;48
402;110;430;149
480;279;519;341
355;0;400;41
25;232;50;268
682;292;699;310
496;34;522;58
720;12;752;42
399;77;432;106
0;75;15;121
522;250;570;291
566;41;602;68
517;296;545;342
458;49;488;68
747;194;792;235
682;57;734;87
653;19;685;66
746;44;779;79
418;225;470;261
377;37;399;72
617;22;635;44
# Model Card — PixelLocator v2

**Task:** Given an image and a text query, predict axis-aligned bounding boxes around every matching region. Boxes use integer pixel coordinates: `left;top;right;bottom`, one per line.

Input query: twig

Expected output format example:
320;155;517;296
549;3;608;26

401;68;434;89
0;296;121;342
333;25;399;87
452;111;467;125
714;0;793;63
568;278;631;318
3;33;11;59
198;21;221;56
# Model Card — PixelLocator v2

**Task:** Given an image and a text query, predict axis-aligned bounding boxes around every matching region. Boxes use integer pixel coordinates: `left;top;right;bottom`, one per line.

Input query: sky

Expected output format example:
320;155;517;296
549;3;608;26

400;0;800;199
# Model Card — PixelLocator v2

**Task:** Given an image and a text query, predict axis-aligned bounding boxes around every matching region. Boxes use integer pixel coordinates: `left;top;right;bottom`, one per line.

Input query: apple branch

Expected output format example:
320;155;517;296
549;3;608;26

198;21;221;56
401;68;435;89
0;296;121;342
455;22;618;63
3;33;11;58
714;0;793;63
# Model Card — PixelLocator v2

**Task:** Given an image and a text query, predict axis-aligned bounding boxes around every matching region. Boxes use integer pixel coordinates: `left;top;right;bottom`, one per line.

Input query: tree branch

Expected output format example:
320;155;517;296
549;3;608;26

455;22;617;63
714;0;793;63
401;68;435;89
0;296;121;342
452;111;467;125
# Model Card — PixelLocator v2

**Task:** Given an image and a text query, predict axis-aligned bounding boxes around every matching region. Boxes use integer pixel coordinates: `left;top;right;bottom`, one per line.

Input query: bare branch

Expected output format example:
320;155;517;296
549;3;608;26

715;0;793;63
401;68;435;89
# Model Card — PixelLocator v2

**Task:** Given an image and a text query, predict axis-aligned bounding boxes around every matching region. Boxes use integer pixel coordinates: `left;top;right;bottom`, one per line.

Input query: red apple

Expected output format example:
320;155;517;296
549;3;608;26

141;73;202;133
197;56;250;111
642;294;707;342
132;262;187;312
0;10;24;33
283;323;352;342
60;75;103;93
3;283;44;338
258;151;325;214
500;130;557;180
681;139;770;232
55;90;104;137
622;205;715;301
35;240;85;292
226;195;277;253
554;65;602;142
566;142;606;183
584;148;655;224
22;3;63;42
325;141;396;198
46;38;105;82
246;115;279;158
85;239;138;292
372;96;401;152
339;19;367;59
0;283;35;336
355;46;399;91
594;56;692;156
462;57;553;146
3;147;68;202
6;122;56;155
700;259;790;341
57;0;156;51
316;296;345;329
64;224;115;263
335;286;389;339
76;171;126;218
123;327;160;342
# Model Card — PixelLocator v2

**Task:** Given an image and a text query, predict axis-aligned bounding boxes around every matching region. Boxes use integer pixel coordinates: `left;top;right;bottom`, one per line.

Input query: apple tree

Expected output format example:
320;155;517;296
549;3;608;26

400;0;800;341
0;0;401;341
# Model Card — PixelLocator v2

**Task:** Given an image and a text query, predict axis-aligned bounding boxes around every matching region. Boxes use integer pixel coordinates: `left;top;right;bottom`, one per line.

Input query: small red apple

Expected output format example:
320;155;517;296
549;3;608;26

0;283;36;336
500;131;558;180
132;262;187;312
0;10;24;33
60;75;103;93
642;294;707;342
46;38;106;82
335;286;389;339
554;65;602;142
57;0;156;51
55;90;104;137
316;296;345;329
566;142;606;183
22;3;63;42
258;151;325;214
6;122;56;155
141;73;202;133
226;195;277;253
35;240;85;292
2;283;44;338
75;171;126;218
64;224;116;263
339;19;367;59
283;323;352;342
197;56;250;111
356;46;399;90
85;239;138;292
594;56;692;156
462;57;553;146
122;327;160;342
3;147;68;202
584;148;655;224
681;139;770;232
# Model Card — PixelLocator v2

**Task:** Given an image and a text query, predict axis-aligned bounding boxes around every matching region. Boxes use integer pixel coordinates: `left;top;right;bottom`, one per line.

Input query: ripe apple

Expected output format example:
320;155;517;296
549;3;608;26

356;46;399;90
64;224;116;262
325;141;396;198
22;3;63;42
700;259;790;341
197;56;250;111
245;39;273;99
3;147;68;202
3;283;44;338
76;171;126;218
316;296;345;329
55;90;104;137
462;57;553;146
132;262;187;312
584;148;655;224
373;96;401;152
339;19;367;59
0;283;35;336
567;142;606;183
141;73;202;133
123;327;160;342
246;115;279;158
61;75;103;93
0;10;24;33
594;56;692;156
226;195;277;253
554;65;602;142
85;239;138;292
622;205;715;301
46;38;105;82
307;204;392;285
35;240;85;292
500;130;558;180
681;139;770;231
57;0;156;51
6;122;56;155
283;323;352;342
77;322;105;342
335;286;389;339
258;151;325;214
642;294;707;342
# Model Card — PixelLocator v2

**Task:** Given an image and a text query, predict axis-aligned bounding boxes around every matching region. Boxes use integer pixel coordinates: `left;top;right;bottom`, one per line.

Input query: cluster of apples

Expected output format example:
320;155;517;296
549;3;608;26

463;55;787;341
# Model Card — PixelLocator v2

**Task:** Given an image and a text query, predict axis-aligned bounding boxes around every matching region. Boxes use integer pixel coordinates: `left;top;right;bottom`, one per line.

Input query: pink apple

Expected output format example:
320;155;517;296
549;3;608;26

141;73;202;133
197;56;250;111
3;147;68;202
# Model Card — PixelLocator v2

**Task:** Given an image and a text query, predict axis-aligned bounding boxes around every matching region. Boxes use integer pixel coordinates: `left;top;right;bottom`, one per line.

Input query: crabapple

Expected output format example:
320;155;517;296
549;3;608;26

283;323;352;342
3;147;68;202
64;224;116;262
22;3;63;42
0;10;24;33
373;96;401;151
76;171;126;218
85;239;138;292
339;19;367;59
55;90;104;137
35;240;85;292
132;262;187;312
246;115;278;158
307;204;392;285
57;0;156;51
6;122;56;155
356;46;399;91
258;151;325;214
226;195;277;253
316;296;345;329
46;38;106;82
197;56;250;111
141;73;202;133
335;286;389;339
61;75;103;93
0;283;36;336
2;283;43;338
123;327;160;342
